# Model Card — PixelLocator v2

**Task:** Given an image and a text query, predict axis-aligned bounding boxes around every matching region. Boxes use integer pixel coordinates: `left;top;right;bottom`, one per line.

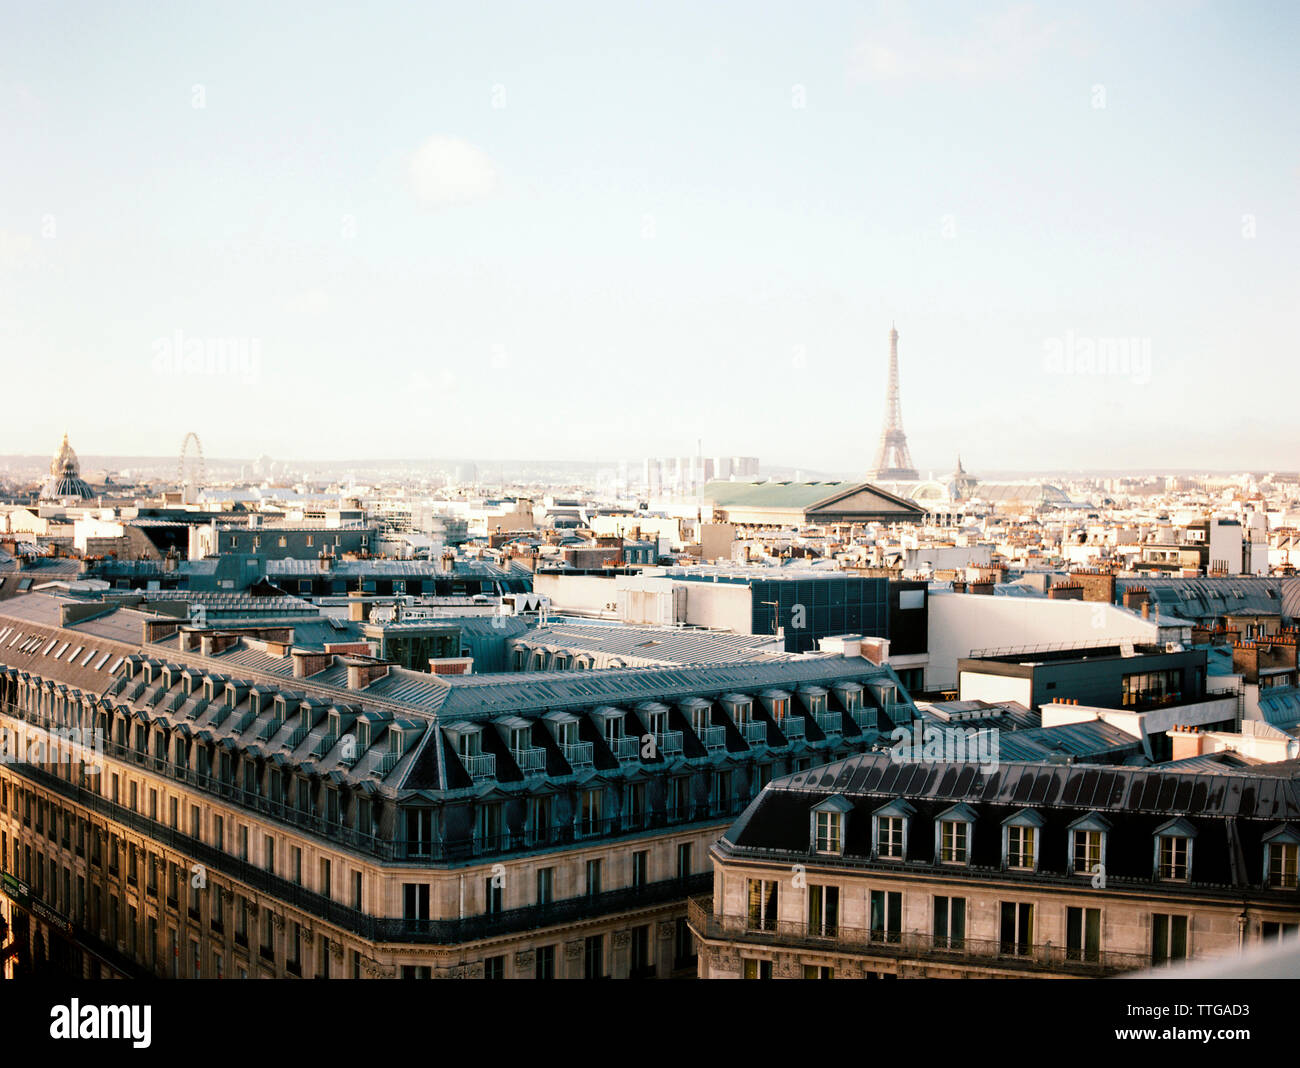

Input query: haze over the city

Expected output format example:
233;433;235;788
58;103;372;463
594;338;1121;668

2;1;1296;470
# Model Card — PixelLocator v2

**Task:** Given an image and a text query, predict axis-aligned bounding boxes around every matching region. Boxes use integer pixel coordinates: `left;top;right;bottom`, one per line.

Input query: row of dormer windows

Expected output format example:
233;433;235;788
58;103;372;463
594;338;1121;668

809;800;1300;889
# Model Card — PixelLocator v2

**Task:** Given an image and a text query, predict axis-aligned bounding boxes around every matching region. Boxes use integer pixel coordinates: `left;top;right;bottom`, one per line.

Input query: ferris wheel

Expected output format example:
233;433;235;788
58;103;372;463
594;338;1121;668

178;432;206;489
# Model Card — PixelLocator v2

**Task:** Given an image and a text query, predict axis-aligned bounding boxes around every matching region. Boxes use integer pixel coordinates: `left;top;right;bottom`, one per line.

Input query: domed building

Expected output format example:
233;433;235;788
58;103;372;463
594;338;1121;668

40;433;96;501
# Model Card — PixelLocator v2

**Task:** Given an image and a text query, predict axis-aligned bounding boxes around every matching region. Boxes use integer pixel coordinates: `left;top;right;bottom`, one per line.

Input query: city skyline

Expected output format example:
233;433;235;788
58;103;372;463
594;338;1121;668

2;2;1297;469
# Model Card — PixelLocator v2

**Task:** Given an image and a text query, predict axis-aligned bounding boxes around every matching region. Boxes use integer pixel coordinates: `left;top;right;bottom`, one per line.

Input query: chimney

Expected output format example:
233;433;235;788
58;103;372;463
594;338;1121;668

968;579;995;596
1170;724;1209;761
1048;582;1084;601
199;632;238;657
1122;585;1150;612
346;658;391;689
1141;600;1150;620
348;592;369;623
439;550;456;574
291;649;331;678
319;550;333;572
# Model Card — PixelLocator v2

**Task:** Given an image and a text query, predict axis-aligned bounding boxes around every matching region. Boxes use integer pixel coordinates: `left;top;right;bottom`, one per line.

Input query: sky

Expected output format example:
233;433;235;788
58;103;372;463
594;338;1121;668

1;0;1296;474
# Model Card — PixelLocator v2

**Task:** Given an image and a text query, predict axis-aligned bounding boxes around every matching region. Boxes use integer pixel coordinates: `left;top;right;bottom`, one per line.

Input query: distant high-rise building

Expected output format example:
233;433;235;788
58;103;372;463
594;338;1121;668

868;324;920;481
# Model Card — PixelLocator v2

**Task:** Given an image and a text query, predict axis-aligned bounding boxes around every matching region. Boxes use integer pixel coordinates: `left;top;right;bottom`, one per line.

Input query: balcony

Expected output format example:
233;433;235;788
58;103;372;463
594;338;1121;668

655;730;683;758
561;741;593;770
743;721;768;747
460;752;496;781
778;716;805;741
612;735;642;763
686;897;1149;977
851;708;878;732
694;725;727;751
511;746;547;775
814;711;843;736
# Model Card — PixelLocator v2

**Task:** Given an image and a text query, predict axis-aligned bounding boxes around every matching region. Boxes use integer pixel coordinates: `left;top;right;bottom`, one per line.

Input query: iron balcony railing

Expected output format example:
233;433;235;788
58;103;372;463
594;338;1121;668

655;730;683;757
695;725;726;751
779;716;805;740
511;746;548;774
686;897;1150;977
611;735;642;762
561;741;593;769
743;721;768;747
814;711;843;736
460;752;496;780
852;708;878;731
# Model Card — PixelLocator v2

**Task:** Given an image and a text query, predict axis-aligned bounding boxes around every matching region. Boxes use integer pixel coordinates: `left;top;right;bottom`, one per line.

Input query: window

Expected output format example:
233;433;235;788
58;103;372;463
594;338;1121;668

1067;907;1101;963
816;811;842;854
402;883;430;922
878;816;904;859
579;789;603;836
1007;825;1036;870
583;934;604;979
869;890;902;944
747;879;779;932
1000;901;1034;956
940;820;969;864
485;876;503;915
320;858;332;898
1158;835;1191;881
586;858;602;897
933;896;966;950
808;884;839;937
743;958;773;979
484;955;505;980
1152;913;1188;964
676;842;692;879
1071;821;1106;875
352;871;363;910
535;945;556;979
1264;829;1300;889
630;924;651;977
803;965;834;979
1261;921;1299;941
632;850;648;888
263;835;275;875
872;800;913;859
536;867;553;906
1002;810;1043;871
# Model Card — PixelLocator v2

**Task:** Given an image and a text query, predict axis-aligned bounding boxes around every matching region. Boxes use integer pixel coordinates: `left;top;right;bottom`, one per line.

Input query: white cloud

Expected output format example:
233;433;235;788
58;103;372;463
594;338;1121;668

408;135;498;207
850;4;1065;83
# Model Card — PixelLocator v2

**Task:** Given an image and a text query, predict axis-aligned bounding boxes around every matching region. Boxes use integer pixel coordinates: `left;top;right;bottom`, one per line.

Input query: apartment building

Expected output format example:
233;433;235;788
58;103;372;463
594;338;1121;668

690;752;1300;978
0;592;912;979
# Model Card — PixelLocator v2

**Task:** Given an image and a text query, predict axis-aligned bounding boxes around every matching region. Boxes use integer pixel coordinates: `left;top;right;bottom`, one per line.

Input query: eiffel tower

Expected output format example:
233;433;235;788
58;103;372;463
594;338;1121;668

868;323;919;481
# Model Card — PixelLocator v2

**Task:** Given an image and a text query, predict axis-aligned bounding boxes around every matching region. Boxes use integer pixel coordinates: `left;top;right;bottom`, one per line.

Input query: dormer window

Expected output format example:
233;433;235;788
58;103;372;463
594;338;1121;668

1002;809;1044;871
811;796;852;855
1069;813;1111;875
872;799;915;860
1264;826;1300;889
935;803;976;865
1153;818;1197;881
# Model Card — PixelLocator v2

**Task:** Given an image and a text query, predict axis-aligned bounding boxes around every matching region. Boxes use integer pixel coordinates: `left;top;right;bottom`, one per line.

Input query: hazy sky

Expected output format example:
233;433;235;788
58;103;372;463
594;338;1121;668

2;1;1296;474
